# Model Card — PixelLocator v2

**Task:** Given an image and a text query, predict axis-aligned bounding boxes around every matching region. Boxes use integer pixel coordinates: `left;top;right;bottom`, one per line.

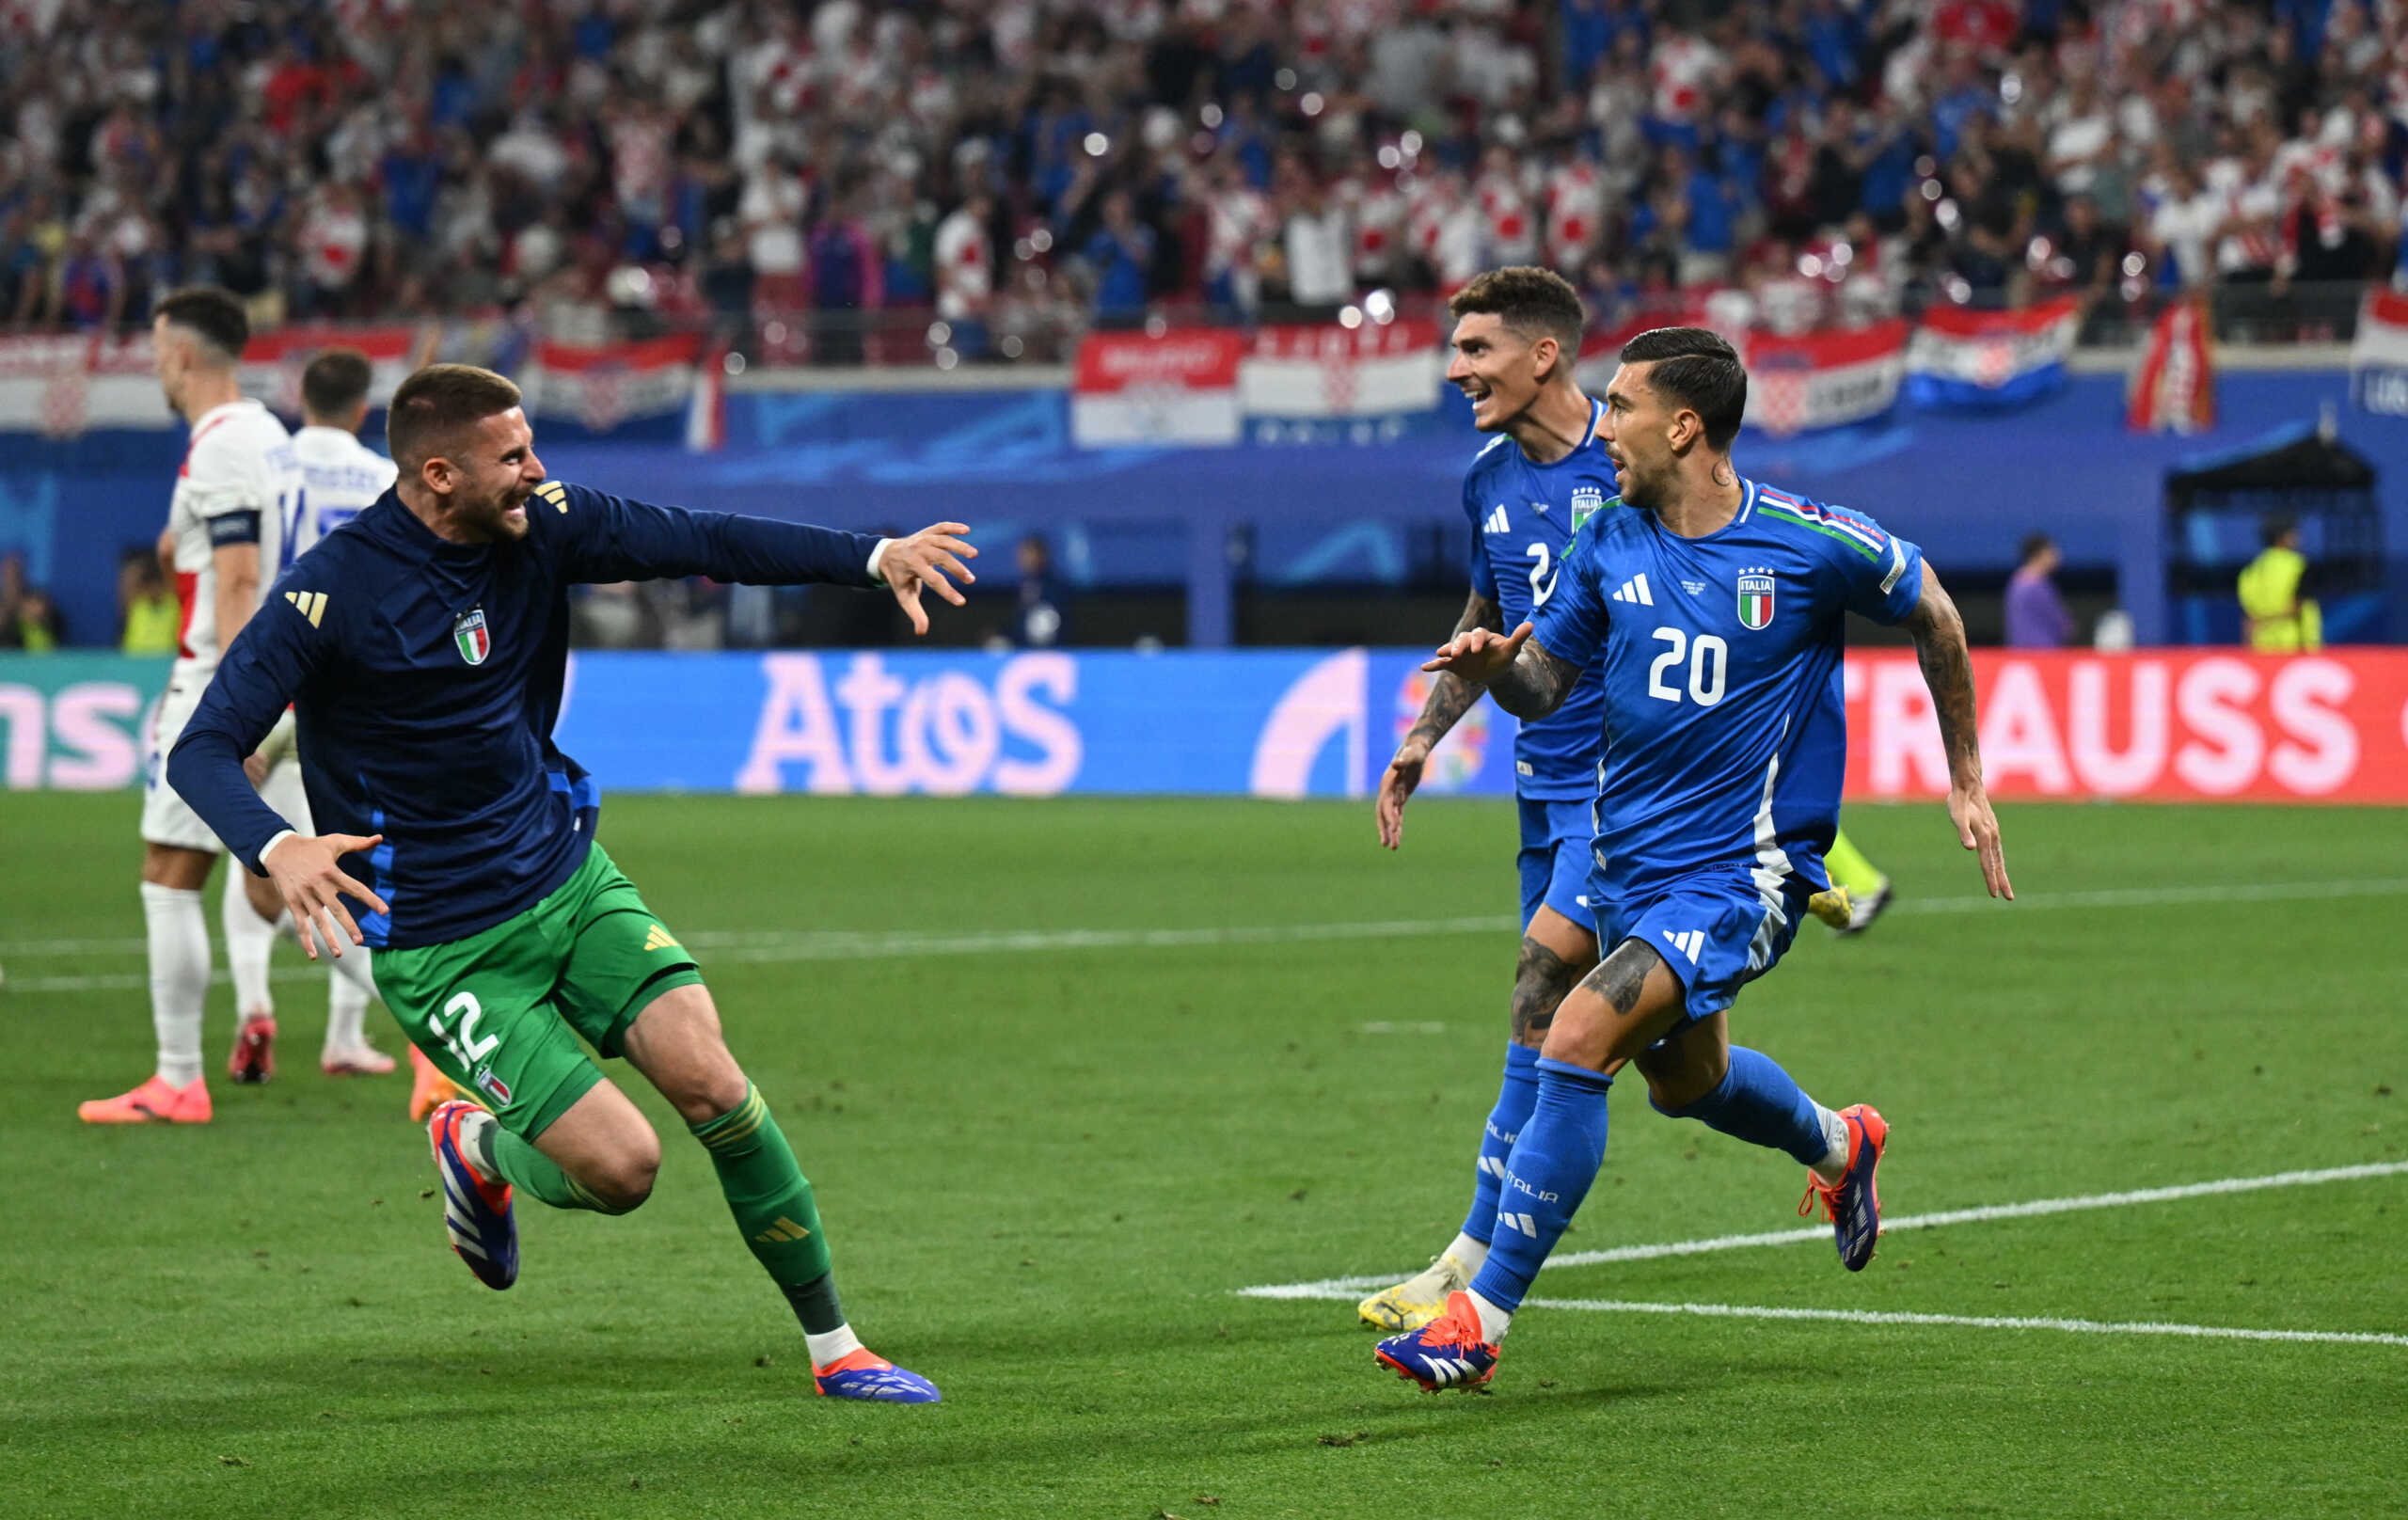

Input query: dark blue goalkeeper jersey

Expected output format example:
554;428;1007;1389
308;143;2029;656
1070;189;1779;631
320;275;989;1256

168;480;884;949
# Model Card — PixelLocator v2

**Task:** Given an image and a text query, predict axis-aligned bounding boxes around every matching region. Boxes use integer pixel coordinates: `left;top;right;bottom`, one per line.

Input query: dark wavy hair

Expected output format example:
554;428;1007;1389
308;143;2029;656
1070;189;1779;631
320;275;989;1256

1448;266;1588;355
1618;326;1746;450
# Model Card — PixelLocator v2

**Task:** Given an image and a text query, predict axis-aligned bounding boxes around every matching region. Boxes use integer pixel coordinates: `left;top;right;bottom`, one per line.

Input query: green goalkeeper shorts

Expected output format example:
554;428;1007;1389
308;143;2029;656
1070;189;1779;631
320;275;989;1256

373;842;705;1140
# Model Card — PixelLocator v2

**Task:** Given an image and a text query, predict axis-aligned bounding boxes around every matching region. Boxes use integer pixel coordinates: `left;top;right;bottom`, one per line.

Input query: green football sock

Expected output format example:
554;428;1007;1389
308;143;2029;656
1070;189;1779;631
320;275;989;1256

1824;828;1888;898
473;1113;613;1212
690;1085;839;1326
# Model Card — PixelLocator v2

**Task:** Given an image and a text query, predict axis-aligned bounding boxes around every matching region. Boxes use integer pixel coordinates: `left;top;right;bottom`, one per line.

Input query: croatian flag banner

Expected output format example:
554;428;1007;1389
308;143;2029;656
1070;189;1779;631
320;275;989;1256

1905;297;2082;411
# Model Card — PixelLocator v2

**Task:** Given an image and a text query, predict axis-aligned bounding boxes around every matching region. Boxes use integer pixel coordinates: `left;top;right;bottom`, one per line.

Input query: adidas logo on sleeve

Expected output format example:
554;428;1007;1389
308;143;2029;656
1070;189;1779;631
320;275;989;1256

1482;504;1511;534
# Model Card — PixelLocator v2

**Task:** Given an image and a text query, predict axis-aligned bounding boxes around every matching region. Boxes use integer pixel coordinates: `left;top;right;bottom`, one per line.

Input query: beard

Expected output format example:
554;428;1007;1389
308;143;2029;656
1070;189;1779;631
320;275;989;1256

1611;459;1658;513
460;484;533;542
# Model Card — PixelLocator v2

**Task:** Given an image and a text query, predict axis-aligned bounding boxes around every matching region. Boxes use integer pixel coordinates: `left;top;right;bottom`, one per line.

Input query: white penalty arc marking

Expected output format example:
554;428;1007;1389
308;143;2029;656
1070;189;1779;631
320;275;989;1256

1237;1161;2408;1299
5;876;2407;979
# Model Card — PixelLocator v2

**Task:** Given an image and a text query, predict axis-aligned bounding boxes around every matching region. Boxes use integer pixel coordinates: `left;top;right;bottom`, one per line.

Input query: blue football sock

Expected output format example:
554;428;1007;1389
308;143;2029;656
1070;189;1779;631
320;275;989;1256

1467;1058;1612;1314
1653;1045;1828;1166
1458;1043;1542;1246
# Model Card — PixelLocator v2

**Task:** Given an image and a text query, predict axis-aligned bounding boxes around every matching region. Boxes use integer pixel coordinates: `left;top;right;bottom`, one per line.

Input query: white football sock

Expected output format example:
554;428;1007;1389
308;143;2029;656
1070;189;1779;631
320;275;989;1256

1444;1232;1491;1275
1810;1103;1852;1184
1465;1289;1513;1343
326;940;376;1000
805;1324;865;1368
325;956;372;1054
140;881;210;1087
277;904;380;994
221;869;278;1021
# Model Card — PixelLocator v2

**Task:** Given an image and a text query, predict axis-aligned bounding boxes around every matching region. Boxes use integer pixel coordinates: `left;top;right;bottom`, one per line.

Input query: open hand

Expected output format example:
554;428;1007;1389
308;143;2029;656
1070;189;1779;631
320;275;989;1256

1422;621;1532;686
261;831;392;959
1948;784;2013;899
1375;739;1431;849
878;522;977;636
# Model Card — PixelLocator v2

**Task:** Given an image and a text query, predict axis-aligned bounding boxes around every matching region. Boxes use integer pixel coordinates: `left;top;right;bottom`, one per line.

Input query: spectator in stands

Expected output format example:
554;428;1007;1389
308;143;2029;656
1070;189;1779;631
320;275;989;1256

994;261;1079;364
2147;158;2226;291
742;150;810;315
1276;162;1352;318
935;186;996;357
807;181;884;365
2004;533;2074;649
1084;189;1156;327
1011;534;1068;650
1660;146;1737;288
2045;194;2124;302
293;182;372;320
1201;154;1275;318
0;199;48;323
118;547;180;657
0;554;62;653
0;0;2400;354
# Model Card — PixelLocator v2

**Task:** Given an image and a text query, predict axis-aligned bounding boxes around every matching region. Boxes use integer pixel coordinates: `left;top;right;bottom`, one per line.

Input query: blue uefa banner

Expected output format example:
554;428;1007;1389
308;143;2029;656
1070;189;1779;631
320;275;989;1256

554;648;1521;799
0;650;1520;798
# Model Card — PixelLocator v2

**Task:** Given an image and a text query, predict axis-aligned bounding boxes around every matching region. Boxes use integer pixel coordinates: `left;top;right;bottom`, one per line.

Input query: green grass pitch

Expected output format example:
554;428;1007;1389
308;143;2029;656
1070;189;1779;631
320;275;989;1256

4;792;2404;1517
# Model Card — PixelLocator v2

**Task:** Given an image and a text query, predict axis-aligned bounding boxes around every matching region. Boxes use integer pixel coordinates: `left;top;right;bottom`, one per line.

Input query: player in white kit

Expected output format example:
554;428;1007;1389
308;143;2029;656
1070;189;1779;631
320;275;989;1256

76;292;373;1123
245;348;405;1080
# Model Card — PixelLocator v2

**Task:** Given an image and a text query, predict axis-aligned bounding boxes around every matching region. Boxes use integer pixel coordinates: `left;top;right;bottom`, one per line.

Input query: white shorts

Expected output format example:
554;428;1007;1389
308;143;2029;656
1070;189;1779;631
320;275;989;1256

141;673;313;852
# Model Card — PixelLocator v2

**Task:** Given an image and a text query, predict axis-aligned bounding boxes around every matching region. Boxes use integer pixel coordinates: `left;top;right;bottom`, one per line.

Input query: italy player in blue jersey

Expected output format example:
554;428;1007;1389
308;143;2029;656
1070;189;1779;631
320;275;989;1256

1375;326;2013;1393
168;364;974;1403
1359;269;1618;1332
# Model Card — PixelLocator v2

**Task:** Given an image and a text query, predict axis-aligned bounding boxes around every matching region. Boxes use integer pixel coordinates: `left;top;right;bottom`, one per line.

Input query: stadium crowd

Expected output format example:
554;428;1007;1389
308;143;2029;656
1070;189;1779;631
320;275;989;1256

2;0;2405;355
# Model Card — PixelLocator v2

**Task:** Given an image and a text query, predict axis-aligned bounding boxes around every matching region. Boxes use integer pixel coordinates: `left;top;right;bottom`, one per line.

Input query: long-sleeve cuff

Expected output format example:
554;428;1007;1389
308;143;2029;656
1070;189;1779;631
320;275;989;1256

257;830;297;872
866;538;892;586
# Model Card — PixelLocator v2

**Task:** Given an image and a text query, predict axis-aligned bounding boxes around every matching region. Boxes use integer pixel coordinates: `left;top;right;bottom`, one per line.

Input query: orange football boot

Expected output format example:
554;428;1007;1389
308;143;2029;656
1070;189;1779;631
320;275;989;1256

79;1074;213;1124
408;1044;468;1122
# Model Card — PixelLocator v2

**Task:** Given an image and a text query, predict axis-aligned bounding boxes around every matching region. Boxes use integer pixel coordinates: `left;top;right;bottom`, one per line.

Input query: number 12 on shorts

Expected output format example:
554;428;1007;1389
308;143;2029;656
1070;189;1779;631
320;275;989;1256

426;990;499;1069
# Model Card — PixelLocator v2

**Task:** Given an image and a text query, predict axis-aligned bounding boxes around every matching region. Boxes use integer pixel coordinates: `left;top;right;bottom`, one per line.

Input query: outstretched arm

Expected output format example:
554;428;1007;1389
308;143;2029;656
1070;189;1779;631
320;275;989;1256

555;484;976;635
1904;563;2013;899
1378;588;1500;847
1422;621;1584;721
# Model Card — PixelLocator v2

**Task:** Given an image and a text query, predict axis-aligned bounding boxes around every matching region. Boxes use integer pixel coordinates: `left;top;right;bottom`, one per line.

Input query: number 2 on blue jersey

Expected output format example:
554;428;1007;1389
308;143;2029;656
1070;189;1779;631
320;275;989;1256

1526;542;1559;608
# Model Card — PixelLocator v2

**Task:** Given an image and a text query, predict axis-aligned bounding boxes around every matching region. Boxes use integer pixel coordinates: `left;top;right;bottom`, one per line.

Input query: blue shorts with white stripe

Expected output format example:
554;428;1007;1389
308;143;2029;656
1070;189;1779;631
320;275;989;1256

1590;862;1823;1024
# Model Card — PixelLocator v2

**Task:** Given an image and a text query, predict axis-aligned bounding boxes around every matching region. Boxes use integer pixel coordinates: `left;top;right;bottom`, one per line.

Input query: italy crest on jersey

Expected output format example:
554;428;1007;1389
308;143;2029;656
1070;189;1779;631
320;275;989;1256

1736;572;1776;630
453;607;491;665
1570;484;1606;534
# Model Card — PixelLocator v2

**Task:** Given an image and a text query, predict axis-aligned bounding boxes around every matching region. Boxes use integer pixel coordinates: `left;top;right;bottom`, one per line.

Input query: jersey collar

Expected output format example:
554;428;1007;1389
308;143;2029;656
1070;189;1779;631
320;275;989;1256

1518;396;1608;470
188;397;263;434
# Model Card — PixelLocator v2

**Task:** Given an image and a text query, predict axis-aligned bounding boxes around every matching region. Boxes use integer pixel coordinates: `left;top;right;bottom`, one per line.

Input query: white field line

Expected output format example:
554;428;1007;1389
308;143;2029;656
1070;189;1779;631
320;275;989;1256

5;876;2406;978
0;914;1522;992
1237;1161;2408;1298
1285;1290;2408;1348
3;965;370;995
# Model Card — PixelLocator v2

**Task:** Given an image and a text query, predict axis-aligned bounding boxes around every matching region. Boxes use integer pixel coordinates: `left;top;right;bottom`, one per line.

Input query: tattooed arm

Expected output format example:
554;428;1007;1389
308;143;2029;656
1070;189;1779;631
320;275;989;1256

1421;620;1584;721
1904;563;2014;899
1378;589;1503;847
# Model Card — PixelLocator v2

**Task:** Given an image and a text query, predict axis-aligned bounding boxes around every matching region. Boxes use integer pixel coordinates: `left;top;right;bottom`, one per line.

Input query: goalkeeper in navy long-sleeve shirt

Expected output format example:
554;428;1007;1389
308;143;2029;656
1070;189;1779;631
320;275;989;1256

169;364;974;1403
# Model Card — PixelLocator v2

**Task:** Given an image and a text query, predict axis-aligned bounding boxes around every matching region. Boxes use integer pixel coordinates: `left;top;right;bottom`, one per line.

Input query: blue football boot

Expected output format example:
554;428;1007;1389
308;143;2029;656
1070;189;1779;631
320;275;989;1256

428;1100;519;1290
1799;1103;1887;1271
